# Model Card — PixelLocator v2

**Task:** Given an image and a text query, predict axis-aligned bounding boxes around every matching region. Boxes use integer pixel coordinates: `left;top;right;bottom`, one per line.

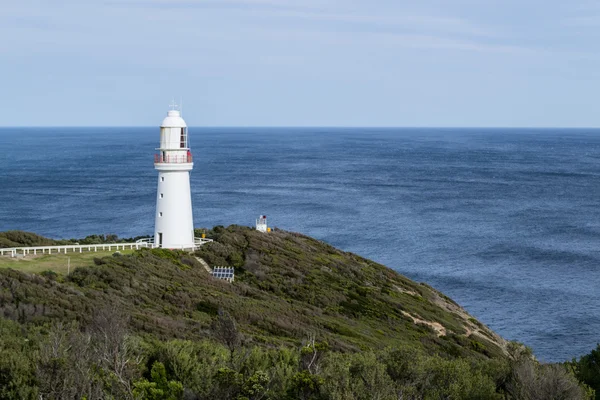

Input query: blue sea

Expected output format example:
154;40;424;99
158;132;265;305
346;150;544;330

1;127;599;362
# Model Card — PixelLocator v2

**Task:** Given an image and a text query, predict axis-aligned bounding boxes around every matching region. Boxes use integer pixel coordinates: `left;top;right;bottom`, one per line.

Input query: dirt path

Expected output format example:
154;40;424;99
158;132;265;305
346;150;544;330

194;257;212;273
401;311;447;337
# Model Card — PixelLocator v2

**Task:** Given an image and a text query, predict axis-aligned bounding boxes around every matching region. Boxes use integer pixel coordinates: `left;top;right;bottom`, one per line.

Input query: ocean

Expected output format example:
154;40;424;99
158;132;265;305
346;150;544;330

1;127;599;362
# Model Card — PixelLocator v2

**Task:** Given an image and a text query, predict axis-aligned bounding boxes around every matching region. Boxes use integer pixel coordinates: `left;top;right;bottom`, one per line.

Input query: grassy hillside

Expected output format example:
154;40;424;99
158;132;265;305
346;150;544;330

0;226;592;399
196;225;507;358
0;250;134;274
1;225;503;358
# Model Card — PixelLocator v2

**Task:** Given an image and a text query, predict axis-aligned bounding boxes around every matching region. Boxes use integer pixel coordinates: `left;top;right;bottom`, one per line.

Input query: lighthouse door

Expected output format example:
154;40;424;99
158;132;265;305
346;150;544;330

158;232;163;248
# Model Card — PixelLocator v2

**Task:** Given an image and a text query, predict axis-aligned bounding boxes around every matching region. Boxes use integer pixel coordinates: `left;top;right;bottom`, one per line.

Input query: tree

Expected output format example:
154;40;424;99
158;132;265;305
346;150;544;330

300;335;328;375
89;306;143;399
0;318;37;400
37;322;104;400
286;370;324;400
507;359;593;400
133;362;183;400
212;310;242;354
572;345;600;399
321;352;397;400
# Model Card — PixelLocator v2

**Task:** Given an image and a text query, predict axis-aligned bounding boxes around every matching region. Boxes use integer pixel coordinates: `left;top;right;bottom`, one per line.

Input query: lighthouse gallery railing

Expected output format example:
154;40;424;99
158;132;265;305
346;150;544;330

154;153;193;164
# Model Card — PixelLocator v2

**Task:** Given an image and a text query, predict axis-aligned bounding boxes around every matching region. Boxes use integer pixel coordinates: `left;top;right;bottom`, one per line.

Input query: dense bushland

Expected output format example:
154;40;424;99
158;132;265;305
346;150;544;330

570;345;600;400
0;226;595;398
0;312;592;399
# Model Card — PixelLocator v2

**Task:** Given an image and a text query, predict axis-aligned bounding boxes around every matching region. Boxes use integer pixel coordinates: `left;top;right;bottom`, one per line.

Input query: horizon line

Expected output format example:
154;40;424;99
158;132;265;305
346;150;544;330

1;125;600;130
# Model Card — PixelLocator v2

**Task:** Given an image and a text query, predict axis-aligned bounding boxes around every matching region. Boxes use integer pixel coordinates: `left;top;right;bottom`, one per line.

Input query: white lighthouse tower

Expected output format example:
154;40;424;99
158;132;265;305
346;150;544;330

153;104;195;249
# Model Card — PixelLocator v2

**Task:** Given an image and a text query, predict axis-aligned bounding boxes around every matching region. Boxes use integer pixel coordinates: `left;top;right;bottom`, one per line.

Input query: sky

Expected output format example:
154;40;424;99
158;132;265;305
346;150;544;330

0;0;599;127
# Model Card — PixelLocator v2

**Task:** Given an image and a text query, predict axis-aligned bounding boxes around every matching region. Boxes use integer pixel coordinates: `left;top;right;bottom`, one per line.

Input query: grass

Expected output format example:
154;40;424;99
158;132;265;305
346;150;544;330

0;250;134;275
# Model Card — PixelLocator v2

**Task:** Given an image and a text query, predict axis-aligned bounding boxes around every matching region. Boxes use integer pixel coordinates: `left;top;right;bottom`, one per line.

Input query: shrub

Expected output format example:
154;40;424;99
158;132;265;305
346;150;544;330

571;345;600;399
40;270;58;281
196;301;219;316
133;361;183;400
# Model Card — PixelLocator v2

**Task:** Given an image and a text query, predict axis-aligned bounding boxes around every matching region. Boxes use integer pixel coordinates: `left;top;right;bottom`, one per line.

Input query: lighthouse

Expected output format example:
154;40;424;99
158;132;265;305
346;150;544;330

153;105;195;249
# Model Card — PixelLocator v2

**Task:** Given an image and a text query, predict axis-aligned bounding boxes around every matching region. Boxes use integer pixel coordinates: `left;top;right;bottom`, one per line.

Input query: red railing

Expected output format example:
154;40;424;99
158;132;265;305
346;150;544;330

154;153;193;164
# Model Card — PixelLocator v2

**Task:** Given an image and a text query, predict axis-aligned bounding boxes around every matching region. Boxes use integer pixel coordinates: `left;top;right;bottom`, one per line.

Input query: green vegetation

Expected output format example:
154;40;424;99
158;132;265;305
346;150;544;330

0;230;150;248
0;226;595;399
570;345;600;399
0;250;134;274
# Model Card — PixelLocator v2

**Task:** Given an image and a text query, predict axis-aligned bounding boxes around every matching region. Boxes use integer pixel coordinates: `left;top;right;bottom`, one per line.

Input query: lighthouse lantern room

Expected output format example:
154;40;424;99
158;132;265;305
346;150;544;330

153;105;195;249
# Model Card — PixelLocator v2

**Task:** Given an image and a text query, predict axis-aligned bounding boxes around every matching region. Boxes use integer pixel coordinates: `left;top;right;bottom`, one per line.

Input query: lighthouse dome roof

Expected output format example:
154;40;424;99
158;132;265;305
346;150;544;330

161;110;187;128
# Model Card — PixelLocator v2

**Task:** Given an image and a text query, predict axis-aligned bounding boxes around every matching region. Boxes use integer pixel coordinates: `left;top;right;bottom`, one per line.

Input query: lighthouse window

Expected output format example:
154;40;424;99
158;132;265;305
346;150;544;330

159;212;163;217
161;177;165;182
180;128;186;148
160;193;164;199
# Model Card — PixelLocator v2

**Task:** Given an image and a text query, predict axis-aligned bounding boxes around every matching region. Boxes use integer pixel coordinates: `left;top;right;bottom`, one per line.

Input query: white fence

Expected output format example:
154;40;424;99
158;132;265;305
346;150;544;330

135;237;213;249
0;237;213;258
0;242;151;258
194;237;213;246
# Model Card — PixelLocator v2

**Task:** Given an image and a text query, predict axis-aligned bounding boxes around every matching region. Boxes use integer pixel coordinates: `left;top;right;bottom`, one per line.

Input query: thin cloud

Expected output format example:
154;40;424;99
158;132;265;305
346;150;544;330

105;0;496;38
252;10;497;38
104;0;329;11
264;28;537;55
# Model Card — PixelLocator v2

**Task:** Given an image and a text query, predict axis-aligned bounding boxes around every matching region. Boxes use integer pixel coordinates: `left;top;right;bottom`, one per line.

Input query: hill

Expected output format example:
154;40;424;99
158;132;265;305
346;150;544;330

0;230;68;248
0;230;149;248
1;225;504;357
0;226;592;399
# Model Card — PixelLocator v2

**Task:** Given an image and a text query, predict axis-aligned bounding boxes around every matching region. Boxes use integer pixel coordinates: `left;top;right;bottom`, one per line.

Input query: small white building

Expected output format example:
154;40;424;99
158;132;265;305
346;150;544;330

153;106;195;249
256;215;268;232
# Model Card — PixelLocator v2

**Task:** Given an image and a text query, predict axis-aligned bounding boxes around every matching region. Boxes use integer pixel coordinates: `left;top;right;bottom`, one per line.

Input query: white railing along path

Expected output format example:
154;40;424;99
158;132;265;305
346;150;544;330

0;237;213;258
